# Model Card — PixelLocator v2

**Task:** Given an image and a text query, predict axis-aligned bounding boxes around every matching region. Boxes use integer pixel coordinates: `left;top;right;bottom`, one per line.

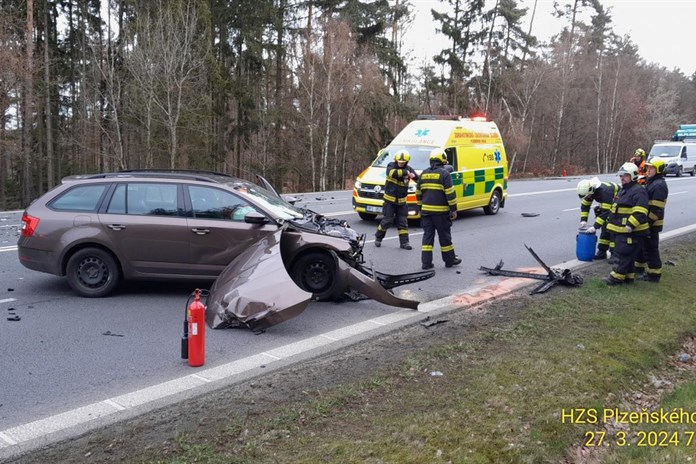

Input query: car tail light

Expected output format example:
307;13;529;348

21;213;40;237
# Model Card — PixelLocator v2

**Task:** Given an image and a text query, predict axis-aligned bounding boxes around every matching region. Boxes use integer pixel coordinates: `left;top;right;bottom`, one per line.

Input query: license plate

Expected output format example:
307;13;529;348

366;205;382;213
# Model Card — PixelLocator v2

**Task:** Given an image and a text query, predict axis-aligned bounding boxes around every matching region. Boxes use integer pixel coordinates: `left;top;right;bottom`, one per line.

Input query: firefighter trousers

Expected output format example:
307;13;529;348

635;231;662;279
610;234;645;282
597;225;614;253
421;213;455;265
375;202;409;244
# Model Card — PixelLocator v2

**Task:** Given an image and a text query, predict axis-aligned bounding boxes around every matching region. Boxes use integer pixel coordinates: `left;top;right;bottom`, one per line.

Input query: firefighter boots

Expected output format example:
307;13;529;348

445;256;462;268
400;242;412;250
603;275;624;286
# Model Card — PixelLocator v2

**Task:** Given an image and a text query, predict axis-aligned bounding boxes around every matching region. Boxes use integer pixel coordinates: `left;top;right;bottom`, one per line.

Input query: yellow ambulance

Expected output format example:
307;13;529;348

352;115;508;220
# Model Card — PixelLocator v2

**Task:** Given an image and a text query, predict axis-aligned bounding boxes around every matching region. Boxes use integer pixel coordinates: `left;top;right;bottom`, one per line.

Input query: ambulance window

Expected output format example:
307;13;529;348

444;147;457;170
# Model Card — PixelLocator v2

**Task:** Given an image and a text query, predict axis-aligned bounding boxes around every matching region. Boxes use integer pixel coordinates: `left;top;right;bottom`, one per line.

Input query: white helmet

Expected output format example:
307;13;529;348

576;179;594;197
618;162;639;181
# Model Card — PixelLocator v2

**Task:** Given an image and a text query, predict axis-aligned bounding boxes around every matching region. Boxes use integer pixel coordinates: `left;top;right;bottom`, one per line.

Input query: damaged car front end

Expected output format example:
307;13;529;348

206;182;434;331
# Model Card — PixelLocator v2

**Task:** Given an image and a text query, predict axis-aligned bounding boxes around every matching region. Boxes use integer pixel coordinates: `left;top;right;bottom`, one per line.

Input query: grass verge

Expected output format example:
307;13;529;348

133;238;696;464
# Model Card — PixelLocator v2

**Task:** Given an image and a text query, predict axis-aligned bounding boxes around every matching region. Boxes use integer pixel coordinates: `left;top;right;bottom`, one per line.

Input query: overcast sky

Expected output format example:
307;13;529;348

404;0;696;77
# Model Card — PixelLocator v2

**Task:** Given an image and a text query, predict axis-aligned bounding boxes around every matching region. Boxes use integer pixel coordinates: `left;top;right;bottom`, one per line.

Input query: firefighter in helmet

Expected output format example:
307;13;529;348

604;162;649;285
631;148;648;185
375;150;417;249
416;149;461;269
634;157;668;282
577;177;619;260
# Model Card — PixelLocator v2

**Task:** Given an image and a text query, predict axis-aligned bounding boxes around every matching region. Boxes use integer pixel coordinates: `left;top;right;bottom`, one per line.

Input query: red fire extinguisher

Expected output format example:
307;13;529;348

181;288;206;367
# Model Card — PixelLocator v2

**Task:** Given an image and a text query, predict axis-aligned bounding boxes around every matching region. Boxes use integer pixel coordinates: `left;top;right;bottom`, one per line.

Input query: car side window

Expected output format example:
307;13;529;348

121;183;178;216
107;184;126;214
682;147;687;159
189;186;257;221
50;184;108;212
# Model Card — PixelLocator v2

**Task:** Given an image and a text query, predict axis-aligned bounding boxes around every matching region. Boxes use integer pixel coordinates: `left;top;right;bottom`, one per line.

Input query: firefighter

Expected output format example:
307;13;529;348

577;177;619;260
635;158;668;282
604;162;649;285
630;148;648;185
375;150;417;249
416;149;461;269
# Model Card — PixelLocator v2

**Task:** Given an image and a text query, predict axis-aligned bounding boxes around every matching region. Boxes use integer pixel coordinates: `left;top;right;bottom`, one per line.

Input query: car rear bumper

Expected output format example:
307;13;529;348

17;246;62;276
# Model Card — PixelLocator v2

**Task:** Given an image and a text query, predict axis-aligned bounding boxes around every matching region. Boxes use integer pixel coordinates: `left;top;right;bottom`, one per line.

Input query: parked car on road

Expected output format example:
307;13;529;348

648;141;696;177
18;170;432;323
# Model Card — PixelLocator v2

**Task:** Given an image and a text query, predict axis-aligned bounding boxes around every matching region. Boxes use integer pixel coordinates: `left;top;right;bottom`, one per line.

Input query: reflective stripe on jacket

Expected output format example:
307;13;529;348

607;181;649;234
383;162;417;204
646;174;668;232
416;165;457;215
580;181;619;227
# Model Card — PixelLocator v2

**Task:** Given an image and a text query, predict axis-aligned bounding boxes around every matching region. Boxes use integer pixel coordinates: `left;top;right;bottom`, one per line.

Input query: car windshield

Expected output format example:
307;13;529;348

648;145;681;159
372;145;435;171
229;181;303;221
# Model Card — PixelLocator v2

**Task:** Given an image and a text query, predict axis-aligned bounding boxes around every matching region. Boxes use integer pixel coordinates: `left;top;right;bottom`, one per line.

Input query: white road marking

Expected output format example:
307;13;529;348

0;298;17;305
563;207;580;212
0;246;18;253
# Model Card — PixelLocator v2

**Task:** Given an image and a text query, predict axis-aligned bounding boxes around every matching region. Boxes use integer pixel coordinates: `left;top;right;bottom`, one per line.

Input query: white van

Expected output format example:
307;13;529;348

647;141;696;177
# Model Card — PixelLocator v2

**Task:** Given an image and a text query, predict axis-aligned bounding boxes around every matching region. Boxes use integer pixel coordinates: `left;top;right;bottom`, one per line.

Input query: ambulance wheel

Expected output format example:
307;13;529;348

358;212;378;221
66;247;121;297
484;190;502;215
291;251;338;300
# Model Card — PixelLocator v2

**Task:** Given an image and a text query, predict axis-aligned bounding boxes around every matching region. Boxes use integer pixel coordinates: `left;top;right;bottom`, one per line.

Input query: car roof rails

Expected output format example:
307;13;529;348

83;169;237;183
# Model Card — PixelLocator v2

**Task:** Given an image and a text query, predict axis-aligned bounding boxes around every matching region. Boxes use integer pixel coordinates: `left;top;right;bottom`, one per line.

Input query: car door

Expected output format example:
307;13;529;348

185;185;279;277
98;182;191;277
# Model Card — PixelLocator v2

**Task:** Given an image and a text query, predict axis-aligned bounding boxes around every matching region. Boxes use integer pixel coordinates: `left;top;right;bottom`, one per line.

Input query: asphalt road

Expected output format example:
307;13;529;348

1;175;695;437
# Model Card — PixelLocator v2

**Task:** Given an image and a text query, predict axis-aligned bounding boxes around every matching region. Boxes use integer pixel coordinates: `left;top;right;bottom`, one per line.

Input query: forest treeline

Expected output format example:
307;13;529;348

1;0;696;209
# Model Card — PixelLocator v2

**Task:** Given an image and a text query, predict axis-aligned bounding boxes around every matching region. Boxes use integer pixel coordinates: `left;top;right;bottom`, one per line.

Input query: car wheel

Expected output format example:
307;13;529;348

66;248;121;297
691;168;695;177
358;212;378;221
290;251;337;300
677;166;683;177
483;190;502;215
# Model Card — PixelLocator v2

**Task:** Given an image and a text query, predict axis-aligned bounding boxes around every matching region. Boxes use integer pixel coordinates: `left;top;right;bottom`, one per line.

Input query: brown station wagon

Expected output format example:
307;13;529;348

18;170;432;328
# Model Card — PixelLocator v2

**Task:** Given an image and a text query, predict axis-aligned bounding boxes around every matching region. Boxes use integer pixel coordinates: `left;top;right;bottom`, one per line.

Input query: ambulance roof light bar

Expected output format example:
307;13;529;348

416;114;463;120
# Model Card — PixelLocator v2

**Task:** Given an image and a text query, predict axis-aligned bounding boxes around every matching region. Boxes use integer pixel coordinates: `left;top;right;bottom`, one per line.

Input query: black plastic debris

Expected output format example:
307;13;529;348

665;260;677;266
420;317;449;328
102;331;125;337
521;213;540;217
479;244;583;294
7;315;20;321
7;288;14;292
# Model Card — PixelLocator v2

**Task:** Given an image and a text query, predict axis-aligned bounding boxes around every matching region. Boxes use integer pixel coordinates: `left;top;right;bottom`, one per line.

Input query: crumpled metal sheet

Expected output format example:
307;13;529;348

205;230;312;331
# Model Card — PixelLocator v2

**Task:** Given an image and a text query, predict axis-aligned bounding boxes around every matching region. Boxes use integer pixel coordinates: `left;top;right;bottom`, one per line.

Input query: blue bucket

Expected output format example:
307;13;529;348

576;231;597;262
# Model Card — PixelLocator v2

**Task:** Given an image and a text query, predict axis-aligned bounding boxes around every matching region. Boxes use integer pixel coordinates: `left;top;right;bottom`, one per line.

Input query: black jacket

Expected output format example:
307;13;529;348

383;162;417;205
580;181;618;228
645;174;668;232
416;163;456;215
607;181;649;235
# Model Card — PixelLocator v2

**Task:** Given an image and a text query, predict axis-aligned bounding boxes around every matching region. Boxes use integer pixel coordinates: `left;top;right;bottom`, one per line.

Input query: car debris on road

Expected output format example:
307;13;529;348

479;244;583;294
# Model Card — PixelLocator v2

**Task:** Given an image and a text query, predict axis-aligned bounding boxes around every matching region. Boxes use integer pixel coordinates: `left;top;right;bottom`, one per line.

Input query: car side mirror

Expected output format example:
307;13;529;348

283;195;298;205
244;211;268;224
